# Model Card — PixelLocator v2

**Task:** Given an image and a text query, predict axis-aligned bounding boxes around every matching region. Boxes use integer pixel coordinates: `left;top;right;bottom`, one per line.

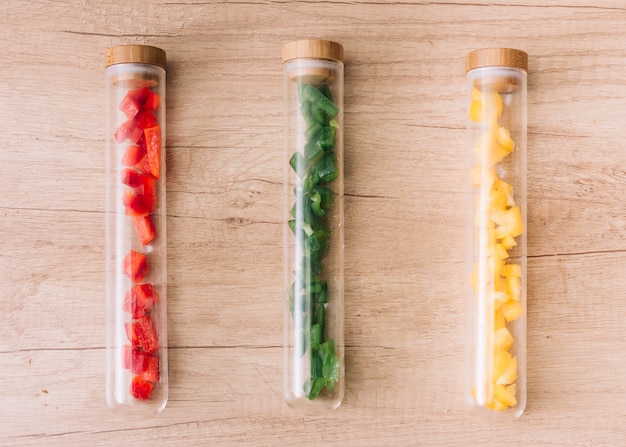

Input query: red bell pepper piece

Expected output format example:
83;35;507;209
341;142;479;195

119;94;141;120
127;87;150;105
139;355;160;383
133;315;160;354
123;346;160;383
144;91;161;111
114;119;143;144
122;344;133;369
123;283;160;318
144;125;161;179
123;189;150;216
135;109;157;130
121;168;144;188
130;375;153;400
122;173;155;216
125;323;138;346
122;145;147;167
123;250;148;283
133;215;156;246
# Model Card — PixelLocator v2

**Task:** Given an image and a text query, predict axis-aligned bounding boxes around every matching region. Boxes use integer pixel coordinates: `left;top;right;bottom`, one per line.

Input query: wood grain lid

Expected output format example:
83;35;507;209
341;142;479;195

466;48;527;73
105;45;166;69
282;39;344;64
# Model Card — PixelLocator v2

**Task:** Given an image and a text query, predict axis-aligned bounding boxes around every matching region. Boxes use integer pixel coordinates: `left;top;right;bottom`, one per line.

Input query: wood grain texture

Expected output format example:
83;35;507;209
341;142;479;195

3;0;626;445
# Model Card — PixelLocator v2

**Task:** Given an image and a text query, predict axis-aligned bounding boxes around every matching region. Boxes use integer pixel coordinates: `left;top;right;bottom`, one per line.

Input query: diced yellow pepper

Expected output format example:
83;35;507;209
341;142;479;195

497;126;515;153
489;187;507;211
493;383;517;407
468;88;502;123
508;206;523;238
493;178;515;207
495;243;509;261
501;234;517;250
507;275;521;301
491;398;509;411
496;356;517;386
473;127;510;166
501;300;522;322
494;225;510;240
492;291;509;309
494;327;514;351
493;350;512;380
494;309;506;330
501;263;521;278
471;164;496;188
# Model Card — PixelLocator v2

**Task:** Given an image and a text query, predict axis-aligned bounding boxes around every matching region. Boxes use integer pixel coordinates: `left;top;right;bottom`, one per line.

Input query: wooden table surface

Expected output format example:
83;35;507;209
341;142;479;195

3;1;626;445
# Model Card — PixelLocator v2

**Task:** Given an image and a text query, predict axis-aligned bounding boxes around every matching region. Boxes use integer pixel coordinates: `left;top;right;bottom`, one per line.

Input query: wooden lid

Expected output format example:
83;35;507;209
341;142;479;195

105;45;166;69
466;48;527;73
282;39;344;64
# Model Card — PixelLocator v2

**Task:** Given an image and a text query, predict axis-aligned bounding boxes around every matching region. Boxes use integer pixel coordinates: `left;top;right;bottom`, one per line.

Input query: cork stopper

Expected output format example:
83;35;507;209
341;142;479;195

282;39;343;83
467;48;527;93
282;39;344;64
106;45;166;89
466;48;527;73
105;45;166;69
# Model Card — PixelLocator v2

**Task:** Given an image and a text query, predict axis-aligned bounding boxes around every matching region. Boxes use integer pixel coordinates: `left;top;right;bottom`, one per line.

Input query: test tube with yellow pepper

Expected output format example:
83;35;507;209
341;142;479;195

465;48;528;419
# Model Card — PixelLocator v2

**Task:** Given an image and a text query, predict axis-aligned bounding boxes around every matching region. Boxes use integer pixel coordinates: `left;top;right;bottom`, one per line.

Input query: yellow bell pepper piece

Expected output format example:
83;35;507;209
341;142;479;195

501;300;522;322
468;88;502;123
507;275;521;301
494;327;514;351
493;383;517;407
502;263;521;277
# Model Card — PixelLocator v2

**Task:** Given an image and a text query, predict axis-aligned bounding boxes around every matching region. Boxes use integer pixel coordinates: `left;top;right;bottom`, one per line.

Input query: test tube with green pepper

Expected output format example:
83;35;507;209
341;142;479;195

282;39;344;414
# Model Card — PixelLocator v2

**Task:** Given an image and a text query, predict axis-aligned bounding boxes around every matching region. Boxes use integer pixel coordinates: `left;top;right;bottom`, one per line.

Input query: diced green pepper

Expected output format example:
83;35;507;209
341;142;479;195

312;186;332;210
303;84;338;118
305;122;323;142
320;340;339;383
311;350;323;378
289;152;305;178
310;190;325;217
307;377;327;400
315;302;325;331
310;323;321;350
304;140;324;163
317;84;333;102
319;126;336;151
315;152;339;183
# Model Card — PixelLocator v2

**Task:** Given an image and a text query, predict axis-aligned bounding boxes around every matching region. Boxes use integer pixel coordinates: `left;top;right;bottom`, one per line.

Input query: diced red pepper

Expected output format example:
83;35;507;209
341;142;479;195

121;168;144;188
123;346;160;383
125;323;138;346
123;189;150;216
122;145;146;167
127;87;150;105
130;375;154;400
133;315;160;354
123;250;148;283
119;94;141;121
144;91;161;111
114;119;143;144
135;109;158;130
122;344;133;369
123;173;155;215
123;283;160;318
144;125;161;179
133;215;156;246
139;355;160;383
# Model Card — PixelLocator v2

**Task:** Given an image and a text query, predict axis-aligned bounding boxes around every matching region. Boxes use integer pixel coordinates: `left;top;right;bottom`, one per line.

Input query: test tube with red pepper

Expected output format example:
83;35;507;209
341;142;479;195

282;39;345;414
105;45;167;418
